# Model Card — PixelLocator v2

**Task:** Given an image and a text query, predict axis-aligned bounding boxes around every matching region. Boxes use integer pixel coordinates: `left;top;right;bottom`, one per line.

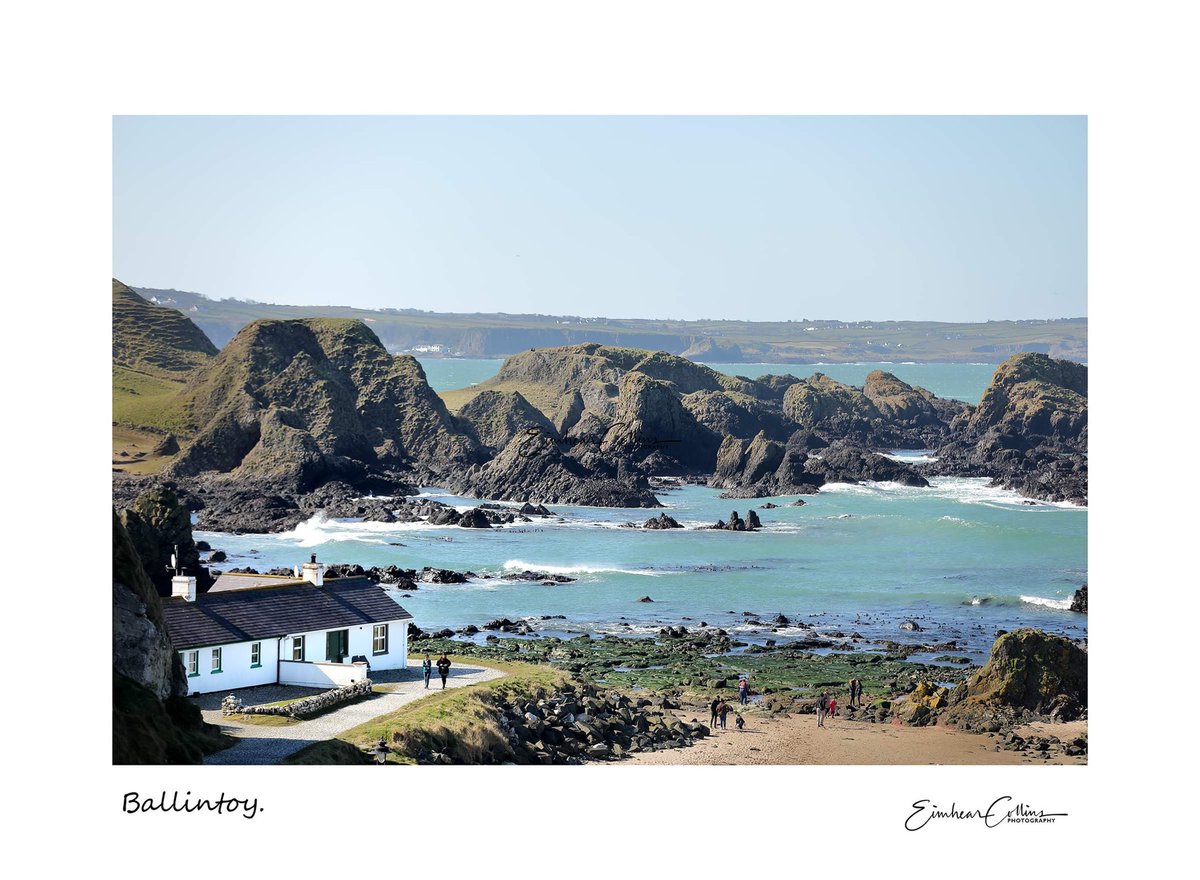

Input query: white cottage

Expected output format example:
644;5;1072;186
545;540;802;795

163;555;412;695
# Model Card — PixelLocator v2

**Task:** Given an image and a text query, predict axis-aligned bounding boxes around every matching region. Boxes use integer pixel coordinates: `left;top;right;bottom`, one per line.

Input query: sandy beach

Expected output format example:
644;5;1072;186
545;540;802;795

622;707;1087;766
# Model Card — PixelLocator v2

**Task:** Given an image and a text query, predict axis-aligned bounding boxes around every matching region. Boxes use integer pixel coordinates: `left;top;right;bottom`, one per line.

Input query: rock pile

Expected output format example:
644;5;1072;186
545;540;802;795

230;679;374;718
491;683;709;764
707;510;762;531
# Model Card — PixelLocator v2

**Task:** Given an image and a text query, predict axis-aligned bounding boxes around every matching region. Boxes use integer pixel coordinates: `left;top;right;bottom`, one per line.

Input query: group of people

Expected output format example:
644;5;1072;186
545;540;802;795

708;677;753;731
709;695;746;731
421;653;453;689
815;678;864;728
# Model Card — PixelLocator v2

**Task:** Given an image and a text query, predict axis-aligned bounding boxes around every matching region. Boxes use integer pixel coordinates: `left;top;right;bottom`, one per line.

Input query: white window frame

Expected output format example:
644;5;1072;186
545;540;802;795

185;651;198;677
250;642;261;667
211;647;222;673
292;635;305;662
372;624;389;655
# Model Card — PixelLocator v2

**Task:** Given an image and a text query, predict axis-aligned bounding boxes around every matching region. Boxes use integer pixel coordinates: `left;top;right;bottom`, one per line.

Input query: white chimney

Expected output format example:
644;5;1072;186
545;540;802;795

172;574;197;602
301;553;325;587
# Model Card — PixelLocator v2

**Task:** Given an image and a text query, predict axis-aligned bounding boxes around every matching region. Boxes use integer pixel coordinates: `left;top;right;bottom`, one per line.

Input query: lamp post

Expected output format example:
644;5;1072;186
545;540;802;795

372;737;389;764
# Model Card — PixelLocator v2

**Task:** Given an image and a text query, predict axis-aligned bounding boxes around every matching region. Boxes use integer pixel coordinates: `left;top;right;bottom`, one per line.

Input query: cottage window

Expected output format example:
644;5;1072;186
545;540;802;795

373;624;389;655
211;647;222;673
292;635;305;662
185;651;199;677
250;642;261;667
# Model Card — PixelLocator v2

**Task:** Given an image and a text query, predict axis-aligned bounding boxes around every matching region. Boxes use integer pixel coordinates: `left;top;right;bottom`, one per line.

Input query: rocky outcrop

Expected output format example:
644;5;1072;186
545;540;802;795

113;509;184;700
643;513;683;529
169;318;480;491
783;371;965;447
451;429;661;508
952;628;1087;717
116;483;212;594
681;337;744;362
932;353;1088;504
804;440;930;487
457;390;558;453
711;432;823;497
706;510;762;531
1070;584;1088;613
600;371;721;469
682;390;790;442
113;510;231;763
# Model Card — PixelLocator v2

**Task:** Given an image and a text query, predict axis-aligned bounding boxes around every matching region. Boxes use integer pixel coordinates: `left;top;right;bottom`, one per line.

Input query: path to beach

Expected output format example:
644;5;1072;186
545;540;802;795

622;709;1087;765
201;662;505;765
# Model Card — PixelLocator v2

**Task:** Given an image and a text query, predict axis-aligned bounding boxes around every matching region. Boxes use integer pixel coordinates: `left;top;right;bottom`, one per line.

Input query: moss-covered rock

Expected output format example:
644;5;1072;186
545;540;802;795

960;628;1087;713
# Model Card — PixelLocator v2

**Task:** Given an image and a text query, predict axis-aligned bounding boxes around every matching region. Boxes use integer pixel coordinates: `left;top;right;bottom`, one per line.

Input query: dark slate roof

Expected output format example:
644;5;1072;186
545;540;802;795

164;577;412;650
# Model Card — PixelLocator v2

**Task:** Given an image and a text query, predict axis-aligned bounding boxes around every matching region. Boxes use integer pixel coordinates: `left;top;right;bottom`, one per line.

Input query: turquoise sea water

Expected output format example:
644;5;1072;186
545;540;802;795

416;357;997;403
198;462;1087;662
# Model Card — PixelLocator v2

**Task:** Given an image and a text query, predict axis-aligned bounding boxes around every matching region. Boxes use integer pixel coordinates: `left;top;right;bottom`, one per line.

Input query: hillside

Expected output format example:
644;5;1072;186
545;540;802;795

167;317;480;491
113;279;219;472
134;285;1088;364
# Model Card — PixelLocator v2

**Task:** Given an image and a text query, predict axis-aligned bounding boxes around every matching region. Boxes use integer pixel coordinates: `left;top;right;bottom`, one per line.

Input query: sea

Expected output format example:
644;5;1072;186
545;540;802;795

196;360;1087;664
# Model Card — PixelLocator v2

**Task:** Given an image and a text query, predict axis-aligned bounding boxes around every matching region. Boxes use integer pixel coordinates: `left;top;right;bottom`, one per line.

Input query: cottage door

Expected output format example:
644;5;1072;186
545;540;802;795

326;630;349;662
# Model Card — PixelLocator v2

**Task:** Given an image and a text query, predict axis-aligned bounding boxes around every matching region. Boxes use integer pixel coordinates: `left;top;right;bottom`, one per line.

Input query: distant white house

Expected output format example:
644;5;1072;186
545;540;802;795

163;555;412;695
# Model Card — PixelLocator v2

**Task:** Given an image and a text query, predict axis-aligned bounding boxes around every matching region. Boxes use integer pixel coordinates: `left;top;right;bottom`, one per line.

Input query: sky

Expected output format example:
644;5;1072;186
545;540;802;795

113;116;1086;322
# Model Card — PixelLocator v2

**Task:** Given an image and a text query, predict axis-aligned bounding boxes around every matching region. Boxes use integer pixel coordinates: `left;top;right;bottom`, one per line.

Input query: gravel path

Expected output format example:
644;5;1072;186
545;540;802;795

203;663;505;765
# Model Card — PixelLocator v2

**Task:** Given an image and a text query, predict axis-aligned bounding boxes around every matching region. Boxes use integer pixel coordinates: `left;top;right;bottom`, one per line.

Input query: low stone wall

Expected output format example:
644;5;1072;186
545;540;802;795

221;679;374;719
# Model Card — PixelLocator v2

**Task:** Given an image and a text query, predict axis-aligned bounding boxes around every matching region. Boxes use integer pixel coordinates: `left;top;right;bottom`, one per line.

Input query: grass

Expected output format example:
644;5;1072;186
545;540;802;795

284;656;563;764
112;365;191;434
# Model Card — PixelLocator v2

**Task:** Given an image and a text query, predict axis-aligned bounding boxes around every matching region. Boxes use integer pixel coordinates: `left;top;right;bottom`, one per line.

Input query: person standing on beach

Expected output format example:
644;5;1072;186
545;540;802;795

848;678;861;708
828;696;838;718
710;696;720;729
738;678;749;705
436;653;451;689
718;699;730;729
816;691;829;728
422;655;433;689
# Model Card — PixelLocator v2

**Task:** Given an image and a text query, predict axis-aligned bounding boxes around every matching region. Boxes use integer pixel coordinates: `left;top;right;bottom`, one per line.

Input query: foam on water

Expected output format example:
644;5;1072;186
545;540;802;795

502;559;666;577
1020;595;1073;611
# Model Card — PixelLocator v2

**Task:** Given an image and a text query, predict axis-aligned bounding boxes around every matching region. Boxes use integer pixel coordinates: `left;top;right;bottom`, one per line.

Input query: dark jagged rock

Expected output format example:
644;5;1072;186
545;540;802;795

457;389;559;453
601;371;721;469
804;440;929;488
116;483;212;595
1069;584;1088;614
932;354;1088;504
643;513;683;529
419;567;469;584
168;318;481;491
458;508;493;529
706;510;760;532
711;431;824;497
451;429;661;508
638;596;654;603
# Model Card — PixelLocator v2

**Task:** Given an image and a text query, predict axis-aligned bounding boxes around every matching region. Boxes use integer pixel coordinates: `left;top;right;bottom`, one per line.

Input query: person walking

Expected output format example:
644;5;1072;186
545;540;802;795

737;678;749;705
710;696;720;729
816;691;829;728
718;699;730;729
422;655;433;689
436;653;452;689
828;696;838;718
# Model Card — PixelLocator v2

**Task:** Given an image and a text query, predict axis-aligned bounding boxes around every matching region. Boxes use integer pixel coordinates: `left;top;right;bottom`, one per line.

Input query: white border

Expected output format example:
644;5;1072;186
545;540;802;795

6;0;1195;873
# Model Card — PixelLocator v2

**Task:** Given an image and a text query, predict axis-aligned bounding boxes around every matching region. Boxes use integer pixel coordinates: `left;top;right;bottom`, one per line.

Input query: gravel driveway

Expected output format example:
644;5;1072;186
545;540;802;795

202;662;505;765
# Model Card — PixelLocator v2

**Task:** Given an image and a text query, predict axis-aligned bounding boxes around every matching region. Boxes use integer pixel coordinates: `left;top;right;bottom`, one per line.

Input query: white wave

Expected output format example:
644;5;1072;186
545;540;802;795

1020;595;1073;611
501;559;665;577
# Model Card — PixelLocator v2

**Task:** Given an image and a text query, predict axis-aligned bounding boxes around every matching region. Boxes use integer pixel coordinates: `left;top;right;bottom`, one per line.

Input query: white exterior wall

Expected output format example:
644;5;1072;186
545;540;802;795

285;618;409;673
278;660;368;688
180;638;278;696
180;616;409;696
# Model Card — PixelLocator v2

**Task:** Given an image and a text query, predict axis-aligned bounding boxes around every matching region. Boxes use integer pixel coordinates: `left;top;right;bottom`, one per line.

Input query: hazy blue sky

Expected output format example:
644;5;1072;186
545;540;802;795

113;116;1085;322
